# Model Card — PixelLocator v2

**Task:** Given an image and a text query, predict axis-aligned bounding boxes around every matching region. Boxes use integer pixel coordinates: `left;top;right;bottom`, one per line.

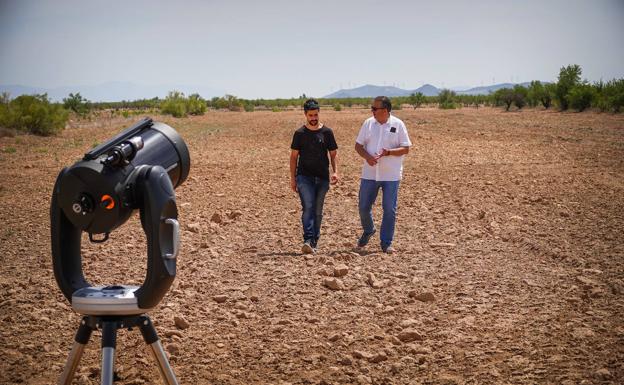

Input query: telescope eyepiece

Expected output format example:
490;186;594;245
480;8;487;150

103;136;144;167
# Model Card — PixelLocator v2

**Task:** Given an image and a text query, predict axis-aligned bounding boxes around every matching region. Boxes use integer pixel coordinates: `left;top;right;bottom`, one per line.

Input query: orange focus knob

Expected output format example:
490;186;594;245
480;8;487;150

101;194;115;210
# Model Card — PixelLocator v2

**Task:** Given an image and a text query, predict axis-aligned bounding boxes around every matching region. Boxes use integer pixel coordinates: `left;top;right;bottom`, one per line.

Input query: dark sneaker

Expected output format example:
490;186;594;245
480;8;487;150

357;230;376;248
382;245;396;254
302;241;314;254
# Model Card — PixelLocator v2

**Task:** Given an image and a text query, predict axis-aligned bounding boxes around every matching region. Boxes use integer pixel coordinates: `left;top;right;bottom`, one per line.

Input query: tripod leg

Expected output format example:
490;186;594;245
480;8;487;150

100;320;117;385
58;317;93;385
139;316;179;385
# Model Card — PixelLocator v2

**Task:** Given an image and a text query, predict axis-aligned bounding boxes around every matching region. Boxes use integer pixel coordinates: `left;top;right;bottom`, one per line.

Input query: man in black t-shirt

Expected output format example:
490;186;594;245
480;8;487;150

290;99;339;254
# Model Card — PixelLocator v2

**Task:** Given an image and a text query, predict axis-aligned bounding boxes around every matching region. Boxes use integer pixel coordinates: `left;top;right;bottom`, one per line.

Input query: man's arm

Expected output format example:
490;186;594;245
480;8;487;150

380;146;410;156
290;149;299;192
355;142;378;166
329;150;339;184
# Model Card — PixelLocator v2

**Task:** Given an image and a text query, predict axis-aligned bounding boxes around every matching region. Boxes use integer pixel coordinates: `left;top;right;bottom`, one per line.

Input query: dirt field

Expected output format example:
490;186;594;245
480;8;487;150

1;107;623;384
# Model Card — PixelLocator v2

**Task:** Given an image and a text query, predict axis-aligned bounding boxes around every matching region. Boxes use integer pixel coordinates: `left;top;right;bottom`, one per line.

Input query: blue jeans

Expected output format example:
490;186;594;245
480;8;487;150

297;174;330;247
358;179;400;248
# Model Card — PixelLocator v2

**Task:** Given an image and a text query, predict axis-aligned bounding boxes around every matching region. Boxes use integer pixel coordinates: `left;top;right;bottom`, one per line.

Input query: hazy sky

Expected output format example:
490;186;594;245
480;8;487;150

1;0;623;99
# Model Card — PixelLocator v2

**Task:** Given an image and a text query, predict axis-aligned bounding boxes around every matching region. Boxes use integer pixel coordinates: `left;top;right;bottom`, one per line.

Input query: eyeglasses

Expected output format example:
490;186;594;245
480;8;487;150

371;106;386;112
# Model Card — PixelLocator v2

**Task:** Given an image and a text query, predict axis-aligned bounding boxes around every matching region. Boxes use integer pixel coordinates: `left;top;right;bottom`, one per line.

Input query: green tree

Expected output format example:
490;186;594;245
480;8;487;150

556;64;582;110
494;88;515;111
63;92;91;116
438;89;457;109
513;85;528;109
409;92;426;108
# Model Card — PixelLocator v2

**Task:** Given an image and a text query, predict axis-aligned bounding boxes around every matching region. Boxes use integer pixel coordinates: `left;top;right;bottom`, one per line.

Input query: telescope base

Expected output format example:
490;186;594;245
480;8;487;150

58;314;179;385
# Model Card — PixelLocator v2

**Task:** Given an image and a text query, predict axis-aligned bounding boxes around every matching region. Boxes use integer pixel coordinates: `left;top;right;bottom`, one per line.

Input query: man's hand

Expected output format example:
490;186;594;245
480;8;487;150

290;178;298;193
330;172;339;185
366;154;378;166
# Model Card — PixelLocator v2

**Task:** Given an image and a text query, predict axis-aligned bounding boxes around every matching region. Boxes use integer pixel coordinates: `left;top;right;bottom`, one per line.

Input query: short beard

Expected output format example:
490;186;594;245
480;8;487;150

308;120;318;126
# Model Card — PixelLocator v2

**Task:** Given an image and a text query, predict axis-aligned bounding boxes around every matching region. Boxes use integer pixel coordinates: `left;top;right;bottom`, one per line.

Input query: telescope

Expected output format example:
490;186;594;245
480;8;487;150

50;118;190;385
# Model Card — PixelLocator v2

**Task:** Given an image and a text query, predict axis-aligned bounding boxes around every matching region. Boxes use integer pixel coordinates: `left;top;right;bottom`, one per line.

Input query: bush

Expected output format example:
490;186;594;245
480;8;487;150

243;103;255;112
568;83;596;112
161;91;187;117
187;94;207;115
0;94;68;135
333;103;342;111
438;89;457;109
596;79;624;113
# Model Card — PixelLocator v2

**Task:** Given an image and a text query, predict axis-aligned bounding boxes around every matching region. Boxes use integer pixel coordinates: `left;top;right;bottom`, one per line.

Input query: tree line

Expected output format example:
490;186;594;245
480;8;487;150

0;64;622;136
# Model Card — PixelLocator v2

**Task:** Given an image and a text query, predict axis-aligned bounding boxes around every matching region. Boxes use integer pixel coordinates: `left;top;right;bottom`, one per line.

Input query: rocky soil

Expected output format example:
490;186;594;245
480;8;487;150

0;107;623;384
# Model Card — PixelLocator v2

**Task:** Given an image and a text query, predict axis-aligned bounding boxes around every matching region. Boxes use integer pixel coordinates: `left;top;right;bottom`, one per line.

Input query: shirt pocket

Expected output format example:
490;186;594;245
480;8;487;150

382;128;399;149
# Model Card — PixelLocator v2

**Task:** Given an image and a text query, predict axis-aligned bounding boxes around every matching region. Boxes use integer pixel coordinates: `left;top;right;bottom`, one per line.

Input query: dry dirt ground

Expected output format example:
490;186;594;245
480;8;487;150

0;107;623;385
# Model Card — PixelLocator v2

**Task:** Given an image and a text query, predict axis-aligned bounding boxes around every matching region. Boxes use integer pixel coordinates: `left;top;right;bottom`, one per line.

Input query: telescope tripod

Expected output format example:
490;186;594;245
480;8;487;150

59;314;178;385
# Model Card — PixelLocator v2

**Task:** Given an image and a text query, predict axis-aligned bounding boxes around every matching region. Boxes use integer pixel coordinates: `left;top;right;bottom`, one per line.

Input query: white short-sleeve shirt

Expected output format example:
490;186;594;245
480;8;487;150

355;114;412;181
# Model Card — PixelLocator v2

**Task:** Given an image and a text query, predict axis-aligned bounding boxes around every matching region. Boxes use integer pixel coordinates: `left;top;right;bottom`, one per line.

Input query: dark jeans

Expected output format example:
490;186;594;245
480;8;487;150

296;174;330;247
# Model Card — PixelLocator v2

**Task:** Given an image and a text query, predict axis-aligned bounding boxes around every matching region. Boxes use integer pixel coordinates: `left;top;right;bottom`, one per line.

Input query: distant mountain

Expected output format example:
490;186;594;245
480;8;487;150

324;84;411;98
0;81;225;102
324;82;538;98
456;82;533;95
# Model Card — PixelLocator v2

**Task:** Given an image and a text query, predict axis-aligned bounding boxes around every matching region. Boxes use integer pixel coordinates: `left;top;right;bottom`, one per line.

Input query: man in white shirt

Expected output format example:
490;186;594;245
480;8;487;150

355;96;412;253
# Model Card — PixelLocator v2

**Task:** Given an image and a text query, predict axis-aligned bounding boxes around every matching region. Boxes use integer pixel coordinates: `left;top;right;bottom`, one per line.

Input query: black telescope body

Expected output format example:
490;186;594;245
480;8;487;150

51;118;190;310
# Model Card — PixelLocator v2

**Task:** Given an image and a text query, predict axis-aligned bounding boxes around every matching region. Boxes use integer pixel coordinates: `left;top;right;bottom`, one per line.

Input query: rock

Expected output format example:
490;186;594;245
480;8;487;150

409;291;435;302
368;352;388;363
594;368;612;380
429;242;456;248
213;294;228;303
227;210;243;219
166;343;180;355
323;278;344;291
366;272;384;288
333;264;349;277
397;329;423;342
173;316;189;330
211;213;223;224
352;350;373;360
408;345;432;355
164;330;183;338
185;223;201;233
339;355;352;366
400;319;419;328
328;334;342;342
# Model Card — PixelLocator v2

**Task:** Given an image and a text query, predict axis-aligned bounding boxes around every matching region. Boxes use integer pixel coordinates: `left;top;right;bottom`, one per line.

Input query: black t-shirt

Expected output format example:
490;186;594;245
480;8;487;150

290;125;338;180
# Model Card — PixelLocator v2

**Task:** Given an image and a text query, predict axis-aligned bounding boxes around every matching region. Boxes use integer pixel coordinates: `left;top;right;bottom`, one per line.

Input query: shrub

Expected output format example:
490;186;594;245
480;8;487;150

243;103;254;112
568;83;596;112
596;79;624;113
333;103;342;111
0;94;68;135
187;94;207;115
161;91;188;117
438;89;457;109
